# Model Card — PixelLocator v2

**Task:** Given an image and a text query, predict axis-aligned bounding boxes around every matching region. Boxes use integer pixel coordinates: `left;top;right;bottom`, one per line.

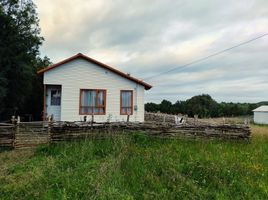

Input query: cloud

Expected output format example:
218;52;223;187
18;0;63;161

35;0;268;103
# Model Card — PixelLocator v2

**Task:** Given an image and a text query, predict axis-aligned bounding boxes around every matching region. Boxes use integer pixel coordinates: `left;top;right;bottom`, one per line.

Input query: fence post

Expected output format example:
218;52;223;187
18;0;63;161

12;123;16;149
48;119;52;143
17;116;20;123
14;116;20;149
91;114;94;131
11;116;16;124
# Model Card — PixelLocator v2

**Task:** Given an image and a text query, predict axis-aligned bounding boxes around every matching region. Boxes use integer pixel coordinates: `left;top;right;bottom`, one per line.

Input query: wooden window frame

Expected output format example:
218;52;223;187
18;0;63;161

120;90;133;115
79;89;106;115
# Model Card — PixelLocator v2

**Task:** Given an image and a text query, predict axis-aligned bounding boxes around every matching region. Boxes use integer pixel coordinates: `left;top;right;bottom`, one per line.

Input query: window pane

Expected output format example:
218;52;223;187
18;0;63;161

81;90;89;106
98;91;104;106
51;90;61;106
92;91;97;106
81;107;90;114
99;107;104;114
81;90;97;107
122;91;131;107
121;107;126;114
127;108;132;115
93;107;98;114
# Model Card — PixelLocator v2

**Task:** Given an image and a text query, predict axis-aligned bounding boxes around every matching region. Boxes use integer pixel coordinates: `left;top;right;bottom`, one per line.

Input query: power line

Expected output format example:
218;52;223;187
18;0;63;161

143;32;268;81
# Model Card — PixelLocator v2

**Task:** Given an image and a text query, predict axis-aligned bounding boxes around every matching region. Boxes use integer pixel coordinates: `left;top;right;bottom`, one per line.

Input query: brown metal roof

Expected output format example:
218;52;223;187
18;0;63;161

37;53;152;90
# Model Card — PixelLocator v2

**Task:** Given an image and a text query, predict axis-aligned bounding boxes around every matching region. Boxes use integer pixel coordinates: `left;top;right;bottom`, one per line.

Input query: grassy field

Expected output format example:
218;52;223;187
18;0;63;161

0;125;268;199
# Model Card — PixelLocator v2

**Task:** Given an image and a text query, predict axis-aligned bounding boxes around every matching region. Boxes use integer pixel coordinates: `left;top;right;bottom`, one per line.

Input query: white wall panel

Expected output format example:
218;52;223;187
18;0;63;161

254;112;268;124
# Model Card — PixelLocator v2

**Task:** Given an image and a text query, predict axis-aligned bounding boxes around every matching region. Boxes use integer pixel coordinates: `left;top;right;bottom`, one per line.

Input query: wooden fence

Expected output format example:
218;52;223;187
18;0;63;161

0;123;15;148
145;112;251;125
14;122;50;149
0;121;251;149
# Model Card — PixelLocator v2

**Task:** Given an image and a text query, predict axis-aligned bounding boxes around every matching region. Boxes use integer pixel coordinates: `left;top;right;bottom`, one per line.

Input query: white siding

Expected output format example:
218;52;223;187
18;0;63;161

254;112;268;125
44;58;145;122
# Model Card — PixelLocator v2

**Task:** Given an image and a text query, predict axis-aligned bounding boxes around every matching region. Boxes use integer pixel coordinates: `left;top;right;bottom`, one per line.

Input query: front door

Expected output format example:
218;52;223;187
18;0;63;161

46;86;61;121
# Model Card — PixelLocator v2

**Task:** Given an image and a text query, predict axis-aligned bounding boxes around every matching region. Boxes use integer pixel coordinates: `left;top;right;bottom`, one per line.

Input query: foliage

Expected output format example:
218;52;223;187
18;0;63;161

0;127;268;199
185;94;218;118
145;94;267;118
0;0;49;121
23;56;51;120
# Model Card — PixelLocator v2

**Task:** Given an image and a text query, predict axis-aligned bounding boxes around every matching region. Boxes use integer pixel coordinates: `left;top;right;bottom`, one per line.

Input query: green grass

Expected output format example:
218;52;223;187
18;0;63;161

0;125;268;199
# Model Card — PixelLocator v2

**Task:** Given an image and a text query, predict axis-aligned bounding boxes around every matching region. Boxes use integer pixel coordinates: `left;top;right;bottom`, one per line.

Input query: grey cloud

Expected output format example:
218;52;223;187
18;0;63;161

36;0;268;103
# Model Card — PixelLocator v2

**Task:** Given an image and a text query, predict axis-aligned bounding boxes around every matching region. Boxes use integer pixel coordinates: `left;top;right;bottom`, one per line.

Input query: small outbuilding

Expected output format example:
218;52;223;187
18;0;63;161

253;106;268;124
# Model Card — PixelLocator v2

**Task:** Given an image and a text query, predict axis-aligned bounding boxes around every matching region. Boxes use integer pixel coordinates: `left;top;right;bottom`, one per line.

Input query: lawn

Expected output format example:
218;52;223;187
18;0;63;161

0;125;268;199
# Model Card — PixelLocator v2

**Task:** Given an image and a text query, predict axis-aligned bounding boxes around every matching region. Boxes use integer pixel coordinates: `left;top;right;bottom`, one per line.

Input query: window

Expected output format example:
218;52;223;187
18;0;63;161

120;90;133;115
79;89;106;115
51;89;61;106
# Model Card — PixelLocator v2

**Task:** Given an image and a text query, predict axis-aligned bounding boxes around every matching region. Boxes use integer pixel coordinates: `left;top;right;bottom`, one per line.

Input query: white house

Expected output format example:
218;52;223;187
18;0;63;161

253;106;268;125
37;53;152;122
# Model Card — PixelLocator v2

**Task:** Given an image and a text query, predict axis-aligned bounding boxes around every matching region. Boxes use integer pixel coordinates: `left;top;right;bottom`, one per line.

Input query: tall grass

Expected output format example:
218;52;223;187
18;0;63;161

0;127;268;199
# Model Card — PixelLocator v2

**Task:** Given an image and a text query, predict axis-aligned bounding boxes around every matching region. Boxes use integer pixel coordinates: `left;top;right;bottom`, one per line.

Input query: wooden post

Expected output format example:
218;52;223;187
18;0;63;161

91;114;94;123
11;116;16;124
14;116;20;149
11;123;16;149
127;115;130;123
17;116;20;123
48;120;52;143
91;114;94;130
11;116;16;148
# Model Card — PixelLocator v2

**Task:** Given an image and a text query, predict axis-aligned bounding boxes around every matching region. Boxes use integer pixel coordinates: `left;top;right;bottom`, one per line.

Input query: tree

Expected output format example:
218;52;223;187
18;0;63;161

22;56;51;120
0;0;44;120
145;102;159;113
159;100;173;113
185;94;218;118
173;100;187;114
145;94;263;118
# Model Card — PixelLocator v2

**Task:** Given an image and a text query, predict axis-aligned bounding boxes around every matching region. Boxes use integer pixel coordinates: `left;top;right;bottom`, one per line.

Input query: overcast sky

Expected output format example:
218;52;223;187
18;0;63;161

35;0;268;103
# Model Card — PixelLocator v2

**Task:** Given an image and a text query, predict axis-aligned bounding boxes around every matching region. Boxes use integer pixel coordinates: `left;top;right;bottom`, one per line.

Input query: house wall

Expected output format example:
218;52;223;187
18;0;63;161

254;112;268;124
44;58;145;122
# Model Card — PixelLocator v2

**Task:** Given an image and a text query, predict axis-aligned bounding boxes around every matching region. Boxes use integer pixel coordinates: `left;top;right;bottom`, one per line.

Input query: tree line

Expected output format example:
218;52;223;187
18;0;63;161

0;0;50;121
145;94;267;118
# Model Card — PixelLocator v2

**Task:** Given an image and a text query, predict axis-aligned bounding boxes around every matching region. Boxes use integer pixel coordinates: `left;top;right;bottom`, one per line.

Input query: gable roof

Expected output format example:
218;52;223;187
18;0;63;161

253;106;268;112
37;53;152;90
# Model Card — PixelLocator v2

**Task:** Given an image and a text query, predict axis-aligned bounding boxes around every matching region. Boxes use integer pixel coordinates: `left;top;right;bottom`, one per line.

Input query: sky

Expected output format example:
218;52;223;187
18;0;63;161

35;0;268;103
